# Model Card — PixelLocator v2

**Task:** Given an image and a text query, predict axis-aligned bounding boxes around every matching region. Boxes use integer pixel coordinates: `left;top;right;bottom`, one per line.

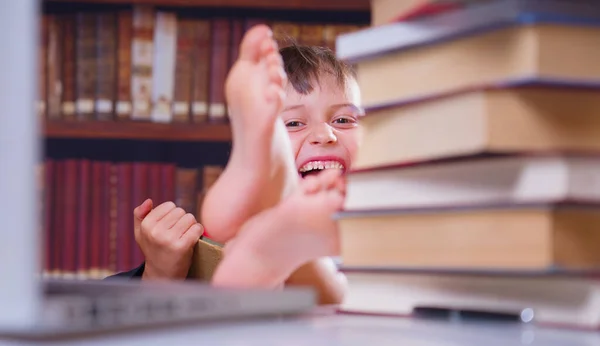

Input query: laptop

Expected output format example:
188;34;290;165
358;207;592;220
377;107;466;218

0;0;314;339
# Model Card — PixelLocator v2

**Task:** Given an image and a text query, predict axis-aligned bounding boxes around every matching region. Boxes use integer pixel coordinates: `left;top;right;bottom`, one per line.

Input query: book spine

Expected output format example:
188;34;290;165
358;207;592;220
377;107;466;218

243;18;271;31
116;163;133;272
322;25;357;52
131;5;154;121
116;10;133;120
299;24;325;46
76;160;91;278
196;165;223;225
61;14;76;121
47;15;63;120
63;159;79;278
89;161;103;279
272;21;300;48
151;12;177;123
208;18;230;123
175;167;199;214
38;15;48;120
191;20;211;123
108;163;119;275
75;12;97;121
105;162;116;277
95;12;118;121
229;19;244;69
43;160;55;276
172;19;196;123
148;162;162;205
160;163;177;204
132;162;150;267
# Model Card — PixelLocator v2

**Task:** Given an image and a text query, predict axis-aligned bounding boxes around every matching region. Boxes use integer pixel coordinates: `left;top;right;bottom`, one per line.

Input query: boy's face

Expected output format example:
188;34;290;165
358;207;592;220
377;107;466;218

280;74;362;178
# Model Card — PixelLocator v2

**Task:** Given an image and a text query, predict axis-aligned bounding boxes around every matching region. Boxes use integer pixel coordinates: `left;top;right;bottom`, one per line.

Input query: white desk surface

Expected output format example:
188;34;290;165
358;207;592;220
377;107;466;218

2;308;599;346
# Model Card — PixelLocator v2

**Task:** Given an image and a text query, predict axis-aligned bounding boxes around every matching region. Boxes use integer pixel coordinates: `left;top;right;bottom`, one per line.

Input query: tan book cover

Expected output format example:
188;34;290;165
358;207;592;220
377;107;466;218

356;24;600;108
187;239;223;281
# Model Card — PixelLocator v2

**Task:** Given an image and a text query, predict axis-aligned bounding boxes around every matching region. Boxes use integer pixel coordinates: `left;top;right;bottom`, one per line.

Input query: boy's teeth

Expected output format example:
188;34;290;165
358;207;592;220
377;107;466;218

299;160;345;173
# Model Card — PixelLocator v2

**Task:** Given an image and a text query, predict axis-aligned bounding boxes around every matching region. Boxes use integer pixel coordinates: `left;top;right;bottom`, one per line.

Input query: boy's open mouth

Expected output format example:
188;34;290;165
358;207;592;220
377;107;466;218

298;160;345;178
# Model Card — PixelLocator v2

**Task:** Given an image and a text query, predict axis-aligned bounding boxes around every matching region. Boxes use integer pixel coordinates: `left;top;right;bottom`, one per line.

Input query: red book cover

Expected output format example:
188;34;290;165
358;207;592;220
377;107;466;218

392;2;463;22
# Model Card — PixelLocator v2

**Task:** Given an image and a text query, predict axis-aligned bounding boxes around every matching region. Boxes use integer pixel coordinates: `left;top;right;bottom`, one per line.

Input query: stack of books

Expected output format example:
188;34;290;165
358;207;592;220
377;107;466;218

335;0;600;329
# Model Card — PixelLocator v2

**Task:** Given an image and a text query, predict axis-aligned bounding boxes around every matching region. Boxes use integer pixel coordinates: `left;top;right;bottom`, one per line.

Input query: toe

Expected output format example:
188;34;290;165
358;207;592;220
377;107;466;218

239;24;272;62
259;39;278;60
266;52;284;67
265;84;286;106
317;169;343;190
300;175;322;194
268;64;287;87
324;188;345;211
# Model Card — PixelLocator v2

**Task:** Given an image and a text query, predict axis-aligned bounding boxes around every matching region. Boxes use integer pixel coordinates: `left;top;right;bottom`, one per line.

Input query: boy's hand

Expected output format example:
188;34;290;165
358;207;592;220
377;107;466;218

133;199;204;280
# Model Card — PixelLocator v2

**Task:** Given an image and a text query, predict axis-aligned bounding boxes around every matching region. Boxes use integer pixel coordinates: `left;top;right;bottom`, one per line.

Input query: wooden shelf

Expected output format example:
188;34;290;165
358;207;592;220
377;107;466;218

44;121;232;142
43;0;370;11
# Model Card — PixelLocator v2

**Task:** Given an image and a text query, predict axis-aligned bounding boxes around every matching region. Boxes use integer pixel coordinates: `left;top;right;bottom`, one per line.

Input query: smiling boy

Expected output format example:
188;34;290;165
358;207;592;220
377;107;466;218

115;26;362;304
205;30;363;302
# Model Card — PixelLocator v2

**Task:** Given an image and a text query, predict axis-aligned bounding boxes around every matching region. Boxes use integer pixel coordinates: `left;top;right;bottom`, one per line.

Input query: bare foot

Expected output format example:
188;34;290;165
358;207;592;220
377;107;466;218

212;169;344;288
201;24;298;244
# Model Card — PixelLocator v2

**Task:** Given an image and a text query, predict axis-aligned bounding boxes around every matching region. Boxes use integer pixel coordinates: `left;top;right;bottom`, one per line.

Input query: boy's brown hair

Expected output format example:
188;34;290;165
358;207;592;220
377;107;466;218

279;44;356;95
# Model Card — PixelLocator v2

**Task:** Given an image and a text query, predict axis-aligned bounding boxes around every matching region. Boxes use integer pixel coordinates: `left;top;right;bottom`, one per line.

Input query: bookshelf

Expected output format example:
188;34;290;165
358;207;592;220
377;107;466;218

44;0;371;11
45;121;232;141
39;0;370;279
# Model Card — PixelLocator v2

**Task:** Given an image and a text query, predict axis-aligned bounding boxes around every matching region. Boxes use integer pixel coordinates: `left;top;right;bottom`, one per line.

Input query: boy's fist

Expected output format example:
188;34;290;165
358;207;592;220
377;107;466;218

133;199;204;280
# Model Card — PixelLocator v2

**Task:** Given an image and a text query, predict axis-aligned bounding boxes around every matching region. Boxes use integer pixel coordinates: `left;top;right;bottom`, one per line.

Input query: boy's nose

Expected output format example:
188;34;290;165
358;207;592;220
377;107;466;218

308;123;337;145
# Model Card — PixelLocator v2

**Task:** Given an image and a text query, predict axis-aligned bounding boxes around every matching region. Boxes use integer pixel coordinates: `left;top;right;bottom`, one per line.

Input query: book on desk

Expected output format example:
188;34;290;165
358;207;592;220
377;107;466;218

335;0;600;330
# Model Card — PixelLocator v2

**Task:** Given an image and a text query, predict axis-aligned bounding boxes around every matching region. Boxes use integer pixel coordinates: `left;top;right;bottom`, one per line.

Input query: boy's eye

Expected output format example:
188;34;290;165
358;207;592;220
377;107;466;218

285;120;304;127
332;116;357;125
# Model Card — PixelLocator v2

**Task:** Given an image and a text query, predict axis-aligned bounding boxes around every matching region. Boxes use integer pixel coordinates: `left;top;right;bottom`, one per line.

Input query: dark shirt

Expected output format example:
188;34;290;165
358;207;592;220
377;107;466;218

105;262;145;280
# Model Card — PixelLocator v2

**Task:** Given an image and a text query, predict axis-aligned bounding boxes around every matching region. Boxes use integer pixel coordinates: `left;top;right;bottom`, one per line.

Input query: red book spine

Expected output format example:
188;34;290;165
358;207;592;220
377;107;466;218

76;160;91;278
229;19;243;69
148;162;162;205
208;18;230;123
116;163;133;272
63;159;79;278
104;162;115;276
44;159;55;276
131;162;149;266
160;163;176;204
89;161;103;278
52;160;65;277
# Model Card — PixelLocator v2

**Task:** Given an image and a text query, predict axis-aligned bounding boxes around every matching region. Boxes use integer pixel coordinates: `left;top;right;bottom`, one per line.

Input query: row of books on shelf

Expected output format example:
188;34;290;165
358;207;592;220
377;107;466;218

38;6;363;125
336;0;600;330
38;158;224;279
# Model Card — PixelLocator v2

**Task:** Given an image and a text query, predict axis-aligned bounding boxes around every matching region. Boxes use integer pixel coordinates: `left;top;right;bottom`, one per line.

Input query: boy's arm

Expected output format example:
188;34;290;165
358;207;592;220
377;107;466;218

284;258;347;305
